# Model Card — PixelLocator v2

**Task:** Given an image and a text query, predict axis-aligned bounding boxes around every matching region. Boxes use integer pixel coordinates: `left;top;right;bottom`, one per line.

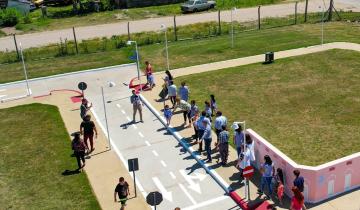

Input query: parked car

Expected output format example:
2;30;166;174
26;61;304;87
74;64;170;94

181;0;215;13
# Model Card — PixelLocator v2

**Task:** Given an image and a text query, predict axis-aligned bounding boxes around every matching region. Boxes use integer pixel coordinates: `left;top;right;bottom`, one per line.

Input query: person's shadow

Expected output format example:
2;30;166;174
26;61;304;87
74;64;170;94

62;169;80;176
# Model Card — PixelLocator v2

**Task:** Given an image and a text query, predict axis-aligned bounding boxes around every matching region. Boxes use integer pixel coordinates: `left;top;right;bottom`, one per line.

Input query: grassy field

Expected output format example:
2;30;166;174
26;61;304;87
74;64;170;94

176;49;360;166
15;0;286;33
1;21;360;84
0;103;101;209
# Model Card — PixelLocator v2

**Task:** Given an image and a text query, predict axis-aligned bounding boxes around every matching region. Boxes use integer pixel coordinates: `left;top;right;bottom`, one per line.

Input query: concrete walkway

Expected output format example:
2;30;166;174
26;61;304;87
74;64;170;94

0;91;150;210
0;0;359;51
141;42;360;210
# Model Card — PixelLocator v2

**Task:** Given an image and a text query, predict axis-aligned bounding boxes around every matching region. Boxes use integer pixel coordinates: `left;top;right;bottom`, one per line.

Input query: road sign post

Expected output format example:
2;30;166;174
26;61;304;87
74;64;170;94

243;165;254;200
128;158;139;198
146;191;163;210
78;82;87;97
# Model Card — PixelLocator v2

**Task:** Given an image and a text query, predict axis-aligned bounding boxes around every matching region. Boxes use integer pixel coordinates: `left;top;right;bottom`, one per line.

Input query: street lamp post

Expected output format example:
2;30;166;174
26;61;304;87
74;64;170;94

19;43;31;96
160;24;170;71
127;40;142;91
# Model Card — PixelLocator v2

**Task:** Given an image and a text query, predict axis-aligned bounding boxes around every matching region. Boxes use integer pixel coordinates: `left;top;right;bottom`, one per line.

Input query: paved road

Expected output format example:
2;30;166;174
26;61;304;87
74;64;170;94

0;64;239;210
0;0;358;51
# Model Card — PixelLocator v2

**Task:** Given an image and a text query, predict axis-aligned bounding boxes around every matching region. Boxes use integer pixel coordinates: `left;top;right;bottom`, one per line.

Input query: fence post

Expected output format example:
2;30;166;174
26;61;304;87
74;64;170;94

127;22;130;41
13;34;20;60
218;10;221;35
72;27;79;54
258;6;261;30
304;0;309;22
295;2;298;24
173;15;178;41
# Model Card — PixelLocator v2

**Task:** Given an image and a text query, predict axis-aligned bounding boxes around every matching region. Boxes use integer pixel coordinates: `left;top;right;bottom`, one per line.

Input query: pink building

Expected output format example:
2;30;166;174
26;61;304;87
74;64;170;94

247;129;360;203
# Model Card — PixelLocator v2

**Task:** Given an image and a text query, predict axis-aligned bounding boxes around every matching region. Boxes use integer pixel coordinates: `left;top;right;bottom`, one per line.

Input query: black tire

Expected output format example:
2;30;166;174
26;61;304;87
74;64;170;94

193;8;198;13
209;4;214;9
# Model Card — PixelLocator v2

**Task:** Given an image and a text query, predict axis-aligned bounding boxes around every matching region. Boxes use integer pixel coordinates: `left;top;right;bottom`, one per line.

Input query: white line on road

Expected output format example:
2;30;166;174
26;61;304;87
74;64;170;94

116;104;121;108
152;150;159;157
152;177;173;202
126;116;131;121
169;172;176;180
182;196;229;210
160;160;167;167
179;183;197;205
145;141;151;146
132;124;137;129
180;169;203;194
138;132;144;138
121;109;126;114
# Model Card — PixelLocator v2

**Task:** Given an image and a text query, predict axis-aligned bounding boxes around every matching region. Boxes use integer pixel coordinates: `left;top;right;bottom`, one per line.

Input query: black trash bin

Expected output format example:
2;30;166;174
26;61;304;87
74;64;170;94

264;52;274;64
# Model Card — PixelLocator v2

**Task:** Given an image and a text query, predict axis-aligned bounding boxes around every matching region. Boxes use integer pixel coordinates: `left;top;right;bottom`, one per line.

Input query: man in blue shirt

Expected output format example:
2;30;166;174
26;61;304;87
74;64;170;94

200;119;212;163
293;169;304;192
178;82;189;102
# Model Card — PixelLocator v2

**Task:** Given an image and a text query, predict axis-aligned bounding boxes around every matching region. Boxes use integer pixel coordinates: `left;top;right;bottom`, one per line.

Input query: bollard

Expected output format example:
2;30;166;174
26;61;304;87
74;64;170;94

258;6;261;30
218;10;221;35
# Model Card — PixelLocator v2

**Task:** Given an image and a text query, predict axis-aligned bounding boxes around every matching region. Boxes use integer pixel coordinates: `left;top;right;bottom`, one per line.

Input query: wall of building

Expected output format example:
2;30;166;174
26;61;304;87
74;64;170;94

247;129;360;203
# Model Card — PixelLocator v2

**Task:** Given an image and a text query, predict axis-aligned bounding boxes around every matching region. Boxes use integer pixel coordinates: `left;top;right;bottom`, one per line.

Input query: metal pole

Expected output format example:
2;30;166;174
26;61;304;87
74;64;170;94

218;10;221;35
19;43;31;96
101;86;112;150
72;27;79;54
13;34;20;60
173;15;178;41
321;6;324;45
231;8;234;48
135;42;142;92
132;163;137;197
258;6;261;30
153;193;157;210
164;29;170;71
295;2;298;25
304;0;309;22
247;179;250;200
127;22;130;41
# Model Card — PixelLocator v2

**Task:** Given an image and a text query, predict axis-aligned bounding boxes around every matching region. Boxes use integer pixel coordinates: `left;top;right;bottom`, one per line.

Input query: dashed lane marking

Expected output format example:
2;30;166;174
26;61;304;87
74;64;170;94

169;172;176;180
152;150;159;157
145;141;151;146
179;183;197;205
138;132;144;138
160;160;167;167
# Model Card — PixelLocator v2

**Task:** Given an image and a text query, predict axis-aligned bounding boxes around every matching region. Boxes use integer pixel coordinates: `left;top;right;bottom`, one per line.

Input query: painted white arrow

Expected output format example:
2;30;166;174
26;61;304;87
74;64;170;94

179;170;207;194
152;177;173;202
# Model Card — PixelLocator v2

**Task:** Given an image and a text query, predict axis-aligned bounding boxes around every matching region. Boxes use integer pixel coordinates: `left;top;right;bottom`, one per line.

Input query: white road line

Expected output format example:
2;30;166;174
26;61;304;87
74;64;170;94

138;132;144;138
126;116;131;121
160;160;167;167
116;104;121;108
152;150;159;157
145;141;151;146
169;172;176;180
132;124;137;129
182;196;229;210
152;177;173;202
179;183;197;205
121;109;126;114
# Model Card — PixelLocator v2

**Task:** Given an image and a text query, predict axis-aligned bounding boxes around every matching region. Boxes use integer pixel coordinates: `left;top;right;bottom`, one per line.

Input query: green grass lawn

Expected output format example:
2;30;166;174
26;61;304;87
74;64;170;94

1;21;360;84
14;0;286;33
176;49;360;166
0;104;101;209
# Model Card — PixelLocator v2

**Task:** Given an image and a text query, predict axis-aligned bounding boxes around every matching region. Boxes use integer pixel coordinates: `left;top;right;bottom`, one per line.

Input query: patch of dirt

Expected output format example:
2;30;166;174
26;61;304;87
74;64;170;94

0;27;23;35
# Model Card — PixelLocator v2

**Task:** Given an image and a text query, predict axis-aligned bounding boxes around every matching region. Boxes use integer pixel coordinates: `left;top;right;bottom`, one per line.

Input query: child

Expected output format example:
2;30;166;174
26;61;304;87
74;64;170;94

163;105;172;126
276;168;285;205
210;94;217;116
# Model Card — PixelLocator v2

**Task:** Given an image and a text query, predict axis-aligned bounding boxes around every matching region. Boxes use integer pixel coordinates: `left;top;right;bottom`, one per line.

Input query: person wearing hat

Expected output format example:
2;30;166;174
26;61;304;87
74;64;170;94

130;89;143;123
200;118;213;163
71;132;88;171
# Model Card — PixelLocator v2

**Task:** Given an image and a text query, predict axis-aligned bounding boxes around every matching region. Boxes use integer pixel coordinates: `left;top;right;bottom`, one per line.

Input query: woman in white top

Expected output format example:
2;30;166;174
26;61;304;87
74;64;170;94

258;155;275;198
168;81;177;108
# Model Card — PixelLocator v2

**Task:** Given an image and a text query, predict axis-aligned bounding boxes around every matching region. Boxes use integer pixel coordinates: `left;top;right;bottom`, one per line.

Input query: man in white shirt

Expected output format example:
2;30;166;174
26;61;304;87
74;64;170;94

214;111;227;141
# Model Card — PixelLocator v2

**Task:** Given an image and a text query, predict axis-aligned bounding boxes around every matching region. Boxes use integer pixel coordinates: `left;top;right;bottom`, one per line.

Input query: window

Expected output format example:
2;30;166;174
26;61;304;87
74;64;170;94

328;180;335;196
345;174;351;190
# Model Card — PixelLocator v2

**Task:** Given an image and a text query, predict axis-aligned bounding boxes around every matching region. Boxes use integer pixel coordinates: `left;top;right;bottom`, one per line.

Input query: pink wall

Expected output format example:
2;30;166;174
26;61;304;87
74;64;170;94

247;129;360;203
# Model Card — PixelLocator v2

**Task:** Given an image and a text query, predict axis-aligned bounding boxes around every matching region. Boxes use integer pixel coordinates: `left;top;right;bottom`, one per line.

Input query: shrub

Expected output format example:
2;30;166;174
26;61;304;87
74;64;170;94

0;8;21;27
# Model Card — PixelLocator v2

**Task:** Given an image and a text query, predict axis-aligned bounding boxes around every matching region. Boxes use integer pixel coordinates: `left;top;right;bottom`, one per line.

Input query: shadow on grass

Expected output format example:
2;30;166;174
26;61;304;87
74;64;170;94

62;169;81;176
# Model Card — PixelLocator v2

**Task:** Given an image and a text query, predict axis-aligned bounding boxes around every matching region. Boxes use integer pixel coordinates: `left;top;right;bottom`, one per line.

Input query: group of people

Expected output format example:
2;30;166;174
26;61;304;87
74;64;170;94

71;98;98;172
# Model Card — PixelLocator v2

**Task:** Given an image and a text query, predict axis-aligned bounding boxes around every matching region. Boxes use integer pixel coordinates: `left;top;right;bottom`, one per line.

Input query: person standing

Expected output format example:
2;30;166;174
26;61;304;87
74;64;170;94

236;144;251;179
130;90;143;123
114;177;130;210
172;98;191;126
204;101;212;120
163;104;172;126
290;186;307;210
80;98;92;120
217;125;229;166
210;94;217;116
214;111;227;141
163;70;173;87
178;82;189;102
275;168;285;205
293;169;305;192
71;132;88;171
258;155;275;199
195;111;208;152
80;114;98;152
200;119;213;163
168;81;177;108
144;61;153;84
232;124;245;158
189;100;199;130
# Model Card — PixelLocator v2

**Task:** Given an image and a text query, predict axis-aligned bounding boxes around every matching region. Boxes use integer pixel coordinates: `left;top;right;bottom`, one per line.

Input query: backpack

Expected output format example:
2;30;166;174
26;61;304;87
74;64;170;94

120;182;129;196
